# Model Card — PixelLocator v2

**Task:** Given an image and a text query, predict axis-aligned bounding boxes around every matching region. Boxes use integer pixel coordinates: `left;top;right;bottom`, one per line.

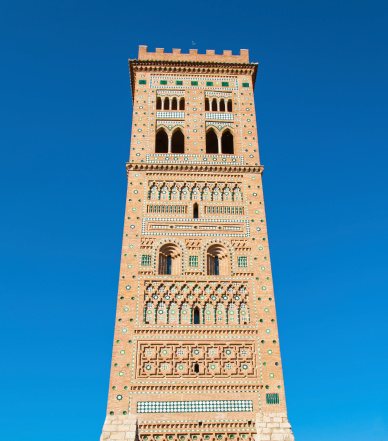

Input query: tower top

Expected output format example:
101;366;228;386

137;45;250;64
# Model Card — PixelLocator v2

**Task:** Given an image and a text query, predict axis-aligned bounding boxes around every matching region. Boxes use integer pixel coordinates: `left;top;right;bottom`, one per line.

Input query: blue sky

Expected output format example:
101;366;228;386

0;1;387;440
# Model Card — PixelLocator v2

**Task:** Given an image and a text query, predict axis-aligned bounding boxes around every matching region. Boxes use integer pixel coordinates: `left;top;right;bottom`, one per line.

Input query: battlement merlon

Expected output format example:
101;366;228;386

138;45;250;63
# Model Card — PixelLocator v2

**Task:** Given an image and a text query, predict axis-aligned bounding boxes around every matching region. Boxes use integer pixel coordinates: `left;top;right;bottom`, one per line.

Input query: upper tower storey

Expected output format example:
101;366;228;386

128;46;261;170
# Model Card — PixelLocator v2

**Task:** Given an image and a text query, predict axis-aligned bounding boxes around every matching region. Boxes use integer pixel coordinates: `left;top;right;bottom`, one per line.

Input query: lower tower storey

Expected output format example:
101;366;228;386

101;331;295;441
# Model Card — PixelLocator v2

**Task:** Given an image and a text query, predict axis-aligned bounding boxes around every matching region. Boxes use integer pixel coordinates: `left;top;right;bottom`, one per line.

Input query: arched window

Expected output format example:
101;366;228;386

227;99;233;112
158;243;181;275
179;98;185;110
221;130;234;154
207;244;230;276
155;129;168;153
163;97;169;110
206;129;218;154
193;203;198;219
193;307;200;324
205;98;210;111
211;98;217;112
156;97;162;110
219;99;225;112
171;97;178;110
171;129;184;154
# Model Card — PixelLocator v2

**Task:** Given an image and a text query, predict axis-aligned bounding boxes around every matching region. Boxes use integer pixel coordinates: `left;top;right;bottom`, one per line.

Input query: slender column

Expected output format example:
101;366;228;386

168;135;172;153
218;135;222;154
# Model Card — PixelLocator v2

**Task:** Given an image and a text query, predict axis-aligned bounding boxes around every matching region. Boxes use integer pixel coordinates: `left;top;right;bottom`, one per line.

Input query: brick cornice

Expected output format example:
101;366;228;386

126;162;264;176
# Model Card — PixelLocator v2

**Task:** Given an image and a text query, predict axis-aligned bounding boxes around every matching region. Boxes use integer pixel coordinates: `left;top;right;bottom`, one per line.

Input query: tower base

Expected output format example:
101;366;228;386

255;413;295;441
100;413;137;441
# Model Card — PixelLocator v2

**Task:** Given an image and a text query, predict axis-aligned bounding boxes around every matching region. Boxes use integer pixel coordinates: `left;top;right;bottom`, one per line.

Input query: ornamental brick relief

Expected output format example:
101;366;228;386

147;181;243;202
137;341;257;379
138;432;255;441
143;280;250;325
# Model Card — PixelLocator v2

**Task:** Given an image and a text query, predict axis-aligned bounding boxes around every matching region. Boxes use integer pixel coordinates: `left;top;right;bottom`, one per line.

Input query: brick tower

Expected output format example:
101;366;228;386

100;46;295;441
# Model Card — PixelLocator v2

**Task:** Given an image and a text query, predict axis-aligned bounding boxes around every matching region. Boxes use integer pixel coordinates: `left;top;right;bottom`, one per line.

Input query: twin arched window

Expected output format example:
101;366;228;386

158;243;230;276
206;129;234;154
155;128;184;154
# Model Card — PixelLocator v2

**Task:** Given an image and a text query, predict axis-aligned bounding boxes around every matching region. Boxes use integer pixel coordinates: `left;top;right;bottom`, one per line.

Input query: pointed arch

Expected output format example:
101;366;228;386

221;129;234;154
155;129;168;153
171;128;184;154
206;129;218;154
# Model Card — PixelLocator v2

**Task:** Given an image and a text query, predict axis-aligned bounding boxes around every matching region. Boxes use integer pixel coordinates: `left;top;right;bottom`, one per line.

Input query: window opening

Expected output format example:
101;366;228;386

193;307;200;324
219;99;225;112
155;129;168;153
214;256;219;275
166;255;172;275
206;129;218;154
221;130;234;154
211;98;217;111
194;363;199;373
171;129;184;154
163;97;169;110
205;98;209;111
193;203;198;218
179;98;185;110
227;99;233;112
171;97;177;110
156;97;162;110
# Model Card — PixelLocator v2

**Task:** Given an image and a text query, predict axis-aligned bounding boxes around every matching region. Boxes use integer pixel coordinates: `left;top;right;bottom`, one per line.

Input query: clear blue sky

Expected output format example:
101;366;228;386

0;1;387;440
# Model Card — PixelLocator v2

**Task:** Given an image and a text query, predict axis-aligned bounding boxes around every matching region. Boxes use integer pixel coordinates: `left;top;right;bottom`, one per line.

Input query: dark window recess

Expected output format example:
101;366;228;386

206;129;218;154
219;99;225;112
164;97;169;110
211;98;217;111
156;97;162;110
205;98;210;111
227;100;233;112
171;97;178;110
214;256;219;275
193;307;200;324
193;203;199;219
194;363;200;373
171;130;184;154
166;255;172;275
179;98;185;110
221;130;234;154
155;129;168;153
